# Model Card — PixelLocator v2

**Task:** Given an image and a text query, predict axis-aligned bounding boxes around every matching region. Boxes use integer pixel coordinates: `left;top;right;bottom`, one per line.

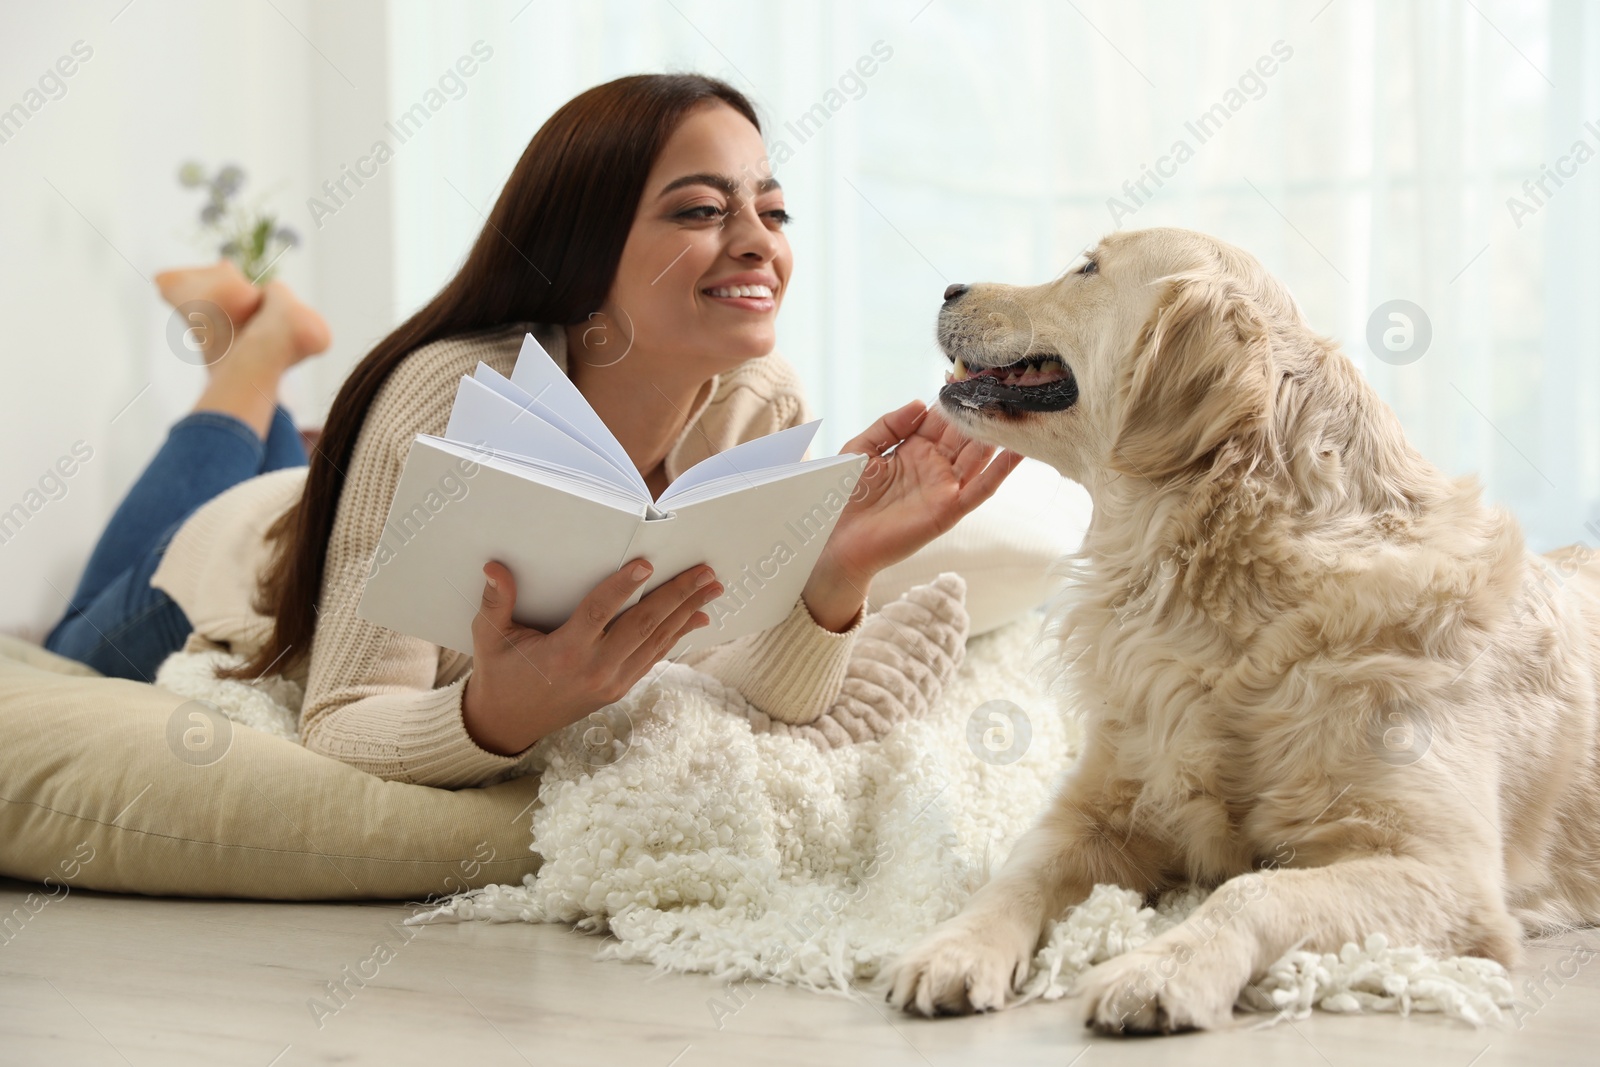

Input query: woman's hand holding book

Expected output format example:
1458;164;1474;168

461;558;724;756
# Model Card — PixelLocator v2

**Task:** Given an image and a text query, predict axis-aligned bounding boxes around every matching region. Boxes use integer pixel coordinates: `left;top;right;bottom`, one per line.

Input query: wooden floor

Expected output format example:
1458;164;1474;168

1;876;1595;1066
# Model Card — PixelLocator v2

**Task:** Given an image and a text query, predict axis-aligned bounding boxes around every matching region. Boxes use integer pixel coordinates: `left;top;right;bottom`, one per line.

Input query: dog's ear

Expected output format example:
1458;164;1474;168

1110;274;1276;482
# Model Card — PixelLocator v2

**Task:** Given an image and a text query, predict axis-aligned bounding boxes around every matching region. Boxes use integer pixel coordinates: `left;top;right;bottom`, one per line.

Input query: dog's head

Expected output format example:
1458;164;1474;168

937;227;1300;488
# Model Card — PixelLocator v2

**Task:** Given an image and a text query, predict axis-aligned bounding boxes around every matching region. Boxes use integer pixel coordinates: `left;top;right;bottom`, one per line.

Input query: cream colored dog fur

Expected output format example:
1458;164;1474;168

886;227;1600;1034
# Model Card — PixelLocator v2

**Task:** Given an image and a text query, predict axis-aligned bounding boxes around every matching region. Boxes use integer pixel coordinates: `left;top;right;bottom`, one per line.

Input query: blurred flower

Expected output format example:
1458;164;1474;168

179;159;294;283
213;164;245;199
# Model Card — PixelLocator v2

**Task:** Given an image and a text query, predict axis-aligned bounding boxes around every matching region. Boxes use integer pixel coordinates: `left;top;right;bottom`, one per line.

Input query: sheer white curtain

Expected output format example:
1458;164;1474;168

385;0;1600;551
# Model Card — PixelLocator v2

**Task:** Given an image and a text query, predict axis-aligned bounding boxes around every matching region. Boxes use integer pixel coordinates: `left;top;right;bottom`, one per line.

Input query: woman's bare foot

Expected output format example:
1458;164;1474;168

155;260;263;324
244;281;332;365
156;260;265;366
191;281;331;437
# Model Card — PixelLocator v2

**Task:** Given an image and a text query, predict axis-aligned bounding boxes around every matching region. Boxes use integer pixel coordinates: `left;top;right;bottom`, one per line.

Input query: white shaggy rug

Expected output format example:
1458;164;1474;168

156;616;1516;1025
400;617;1514;1026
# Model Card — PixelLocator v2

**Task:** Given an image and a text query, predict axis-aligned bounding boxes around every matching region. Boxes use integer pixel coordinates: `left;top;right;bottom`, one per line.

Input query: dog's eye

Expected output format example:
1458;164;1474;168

1078;258;1099;276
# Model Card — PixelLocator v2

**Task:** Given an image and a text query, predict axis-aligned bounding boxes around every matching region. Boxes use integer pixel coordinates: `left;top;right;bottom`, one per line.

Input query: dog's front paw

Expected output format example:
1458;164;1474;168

1074;943;1241;1035
886;916;1033;1016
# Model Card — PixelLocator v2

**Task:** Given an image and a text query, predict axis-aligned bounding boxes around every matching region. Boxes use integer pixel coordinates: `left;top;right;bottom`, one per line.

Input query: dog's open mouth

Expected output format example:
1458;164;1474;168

939;353;1079;414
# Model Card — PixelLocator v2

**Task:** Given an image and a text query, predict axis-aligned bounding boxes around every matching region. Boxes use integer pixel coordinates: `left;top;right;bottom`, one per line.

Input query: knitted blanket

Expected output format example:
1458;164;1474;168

156;605;1516;1026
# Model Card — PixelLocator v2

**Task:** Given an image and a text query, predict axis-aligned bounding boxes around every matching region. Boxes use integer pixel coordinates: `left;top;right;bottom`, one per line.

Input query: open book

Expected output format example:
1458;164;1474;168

357;333;868;657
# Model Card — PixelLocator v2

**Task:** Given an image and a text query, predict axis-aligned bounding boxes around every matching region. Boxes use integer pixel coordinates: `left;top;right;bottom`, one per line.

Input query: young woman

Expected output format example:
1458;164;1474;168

49;74;1022;787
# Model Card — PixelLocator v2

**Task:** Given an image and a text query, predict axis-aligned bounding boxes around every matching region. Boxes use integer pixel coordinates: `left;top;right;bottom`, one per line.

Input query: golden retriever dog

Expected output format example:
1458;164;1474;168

886;227;1600;1033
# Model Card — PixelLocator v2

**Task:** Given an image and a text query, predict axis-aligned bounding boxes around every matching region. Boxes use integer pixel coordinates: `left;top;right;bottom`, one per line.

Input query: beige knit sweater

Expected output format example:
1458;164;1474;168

150;323;866;788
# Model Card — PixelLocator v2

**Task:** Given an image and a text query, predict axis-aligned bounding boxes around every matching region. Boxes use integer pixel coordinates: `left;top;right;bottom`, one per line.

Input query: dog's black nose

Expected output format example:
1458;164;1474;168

943;283;968;302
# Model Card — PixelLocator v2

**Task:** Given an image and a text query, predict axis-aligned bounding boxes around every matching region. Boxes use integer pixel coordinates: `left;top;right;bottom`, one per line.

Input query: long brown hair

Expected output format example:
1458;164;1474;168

227;74;760;679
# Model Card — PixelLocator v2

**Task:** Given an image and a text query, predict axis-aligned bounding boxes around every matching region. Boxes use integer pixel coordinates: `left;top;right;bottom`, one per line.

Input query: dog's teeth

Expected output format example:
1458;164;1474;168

953;358;968;381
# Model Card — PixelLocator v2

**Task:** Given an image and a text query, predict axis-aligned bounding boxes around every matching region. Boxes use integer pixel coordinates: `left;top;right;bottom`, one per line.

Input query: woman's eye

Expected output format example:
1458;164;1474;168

675;203;791;227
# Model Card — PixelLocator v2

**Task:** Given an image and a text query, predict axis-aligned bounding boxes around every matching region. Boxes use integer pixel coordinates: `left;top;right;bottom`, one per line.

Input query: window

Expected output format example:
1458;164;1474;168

388;0;1600;550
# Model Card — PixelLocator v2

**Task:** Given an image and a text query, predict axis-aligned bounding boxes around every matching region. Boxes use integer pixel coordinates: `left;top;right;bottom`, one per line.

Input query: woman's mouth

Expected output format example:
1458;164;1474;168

940;353;1079;414
702;283;776;312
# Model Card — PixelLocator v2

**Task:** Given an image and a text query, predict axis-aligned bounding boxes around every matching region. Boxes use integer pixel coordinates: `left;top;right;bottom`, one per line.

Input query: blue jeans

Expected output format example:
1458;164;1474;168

44;406;307;681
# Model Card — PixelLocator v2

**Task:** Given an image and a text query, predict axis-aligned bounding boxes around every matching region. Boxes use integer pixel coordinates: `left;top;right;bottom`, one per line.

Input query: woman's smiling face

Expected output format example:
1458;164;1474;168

584;100;791;376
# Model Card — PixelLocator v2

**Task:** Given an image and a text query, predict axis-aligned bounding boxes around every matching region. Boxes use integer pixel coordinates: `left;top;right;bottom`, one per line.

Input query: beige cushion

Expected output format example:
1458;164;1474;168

0;635;540;900
871;458;1091;635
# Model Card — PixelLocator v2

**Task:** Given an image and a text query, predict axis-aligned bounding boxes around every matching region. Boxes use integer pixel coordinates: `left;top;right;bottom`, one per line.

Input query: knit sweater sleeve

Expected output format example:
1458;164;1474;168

298;339;524;788
678;595;864;725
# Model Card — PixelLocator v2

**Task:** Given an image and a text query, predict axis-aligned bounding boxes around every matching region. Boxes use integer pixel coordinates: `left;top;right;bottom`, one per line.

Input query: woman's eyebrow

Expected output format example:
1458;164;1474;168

658;172;782;198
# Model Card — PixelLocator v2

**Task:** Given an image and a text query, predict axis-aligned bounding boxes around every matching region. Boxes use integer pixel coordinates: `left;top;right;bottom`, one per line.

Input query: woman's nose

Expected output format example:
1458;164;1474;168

728;206;780;261
943;283;968;302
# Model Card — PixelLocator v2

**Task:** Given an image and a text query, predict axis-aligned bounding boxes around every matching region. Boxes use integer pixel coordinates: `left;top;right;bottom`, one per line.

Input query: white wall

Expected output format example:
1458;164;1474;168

4;0;1598;639
0;0;391;637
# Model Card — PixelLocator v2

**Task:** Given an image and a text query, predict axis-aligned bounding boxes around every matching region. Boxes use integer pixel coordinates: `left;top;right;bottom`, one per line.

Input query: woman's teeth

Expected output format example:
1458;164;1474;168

705;284;774;299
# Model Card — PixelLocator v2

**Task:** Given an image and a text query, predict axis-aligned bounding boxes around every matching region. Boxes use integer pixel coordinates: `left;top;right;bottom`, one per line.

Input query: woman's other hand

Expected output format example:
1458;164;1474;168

800;400;1023;631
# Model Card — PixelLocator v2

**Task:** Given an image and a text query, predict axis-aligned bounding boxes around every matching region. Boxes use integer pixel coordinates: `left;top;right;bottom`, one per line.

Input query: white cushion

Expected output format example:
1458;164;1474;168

870;459;1090;634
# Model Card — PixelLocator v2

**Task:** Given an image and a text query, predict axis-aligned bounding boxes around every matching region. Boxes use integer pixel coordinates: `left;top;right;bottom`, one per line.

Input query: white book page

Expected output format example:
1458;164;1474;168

658;466;800;510
420;436;644;514
445;376;640;494
503;334;649;498
470;363;643;491
471;361;536;406
657;420;822;506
